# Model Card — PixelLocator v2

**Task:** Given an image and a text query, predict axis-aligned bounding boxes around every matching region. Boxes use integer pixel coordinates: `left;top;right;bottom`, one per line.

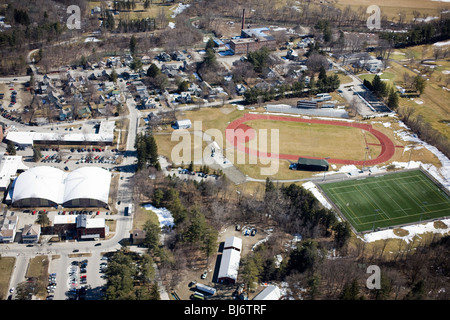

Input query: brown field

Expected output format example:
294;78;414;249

243;119;372;161
333;0;449;22
0;257;15;300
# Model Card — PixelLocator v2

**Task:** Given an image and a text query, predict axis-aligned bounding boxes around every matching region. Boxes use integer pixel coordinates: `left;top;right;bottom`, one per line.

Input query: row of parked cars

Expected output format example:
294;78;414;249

41;154;62;163
236;224;257;236
0;105;23;123
46;273;57;300
76;154;119;164
58;210;108;215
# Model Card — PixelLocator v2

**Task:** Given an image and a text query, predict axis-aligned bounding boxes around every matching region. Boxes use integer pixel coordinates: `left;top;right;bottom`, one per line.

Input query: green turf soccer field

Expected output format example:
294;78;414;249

319;170;450;232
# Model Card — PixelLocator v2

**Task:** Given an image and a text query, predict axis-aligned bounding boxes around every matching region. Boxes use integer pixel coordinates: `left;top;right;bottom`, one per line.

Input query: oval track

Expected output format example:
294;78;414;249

225;113;396;166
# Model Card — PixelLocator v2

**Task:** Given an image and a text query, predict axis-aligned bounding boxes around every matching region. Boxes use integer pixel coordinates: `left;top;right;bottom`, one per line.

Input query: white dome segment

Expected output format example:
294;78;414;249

11;166;111;208
63;167;111;206
12;167;66;206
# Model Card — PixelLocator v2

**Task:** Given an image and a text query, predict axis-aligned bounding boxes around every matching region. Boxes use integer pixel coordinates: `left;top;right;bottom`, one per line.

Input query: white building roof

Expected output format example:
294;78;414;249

11;166;111;206
0;154;28;189
253;285;281;300
6;121;115;146
176;119;192;126
224;236;242;251
5;131;35;146
63;167;111;204
218;248;241;282
12;166;66;205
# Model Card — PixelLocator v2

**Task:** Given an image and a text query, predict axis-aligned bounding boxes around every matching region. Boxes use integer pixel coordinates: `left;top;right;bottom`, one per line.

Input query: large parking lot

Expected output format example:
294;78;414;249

48;251;109;300
14;144;123;173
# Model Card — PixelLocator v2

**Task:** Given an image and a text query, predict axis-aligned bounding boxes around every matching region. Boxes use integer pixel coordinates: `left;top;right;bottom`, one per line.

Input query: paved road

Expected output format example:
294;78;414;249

1;75;159;300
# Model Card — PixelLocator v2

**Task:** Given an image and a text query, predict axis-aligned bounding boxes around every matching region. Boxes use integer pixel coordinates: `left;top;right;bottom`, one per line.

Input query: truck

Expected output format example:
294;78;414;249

124;204;133;216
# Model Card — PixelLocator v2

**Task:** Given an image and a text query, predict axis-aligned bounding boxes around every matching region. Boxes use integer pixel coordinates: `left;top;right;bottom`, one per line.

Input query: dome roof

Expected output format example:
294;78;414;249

11;166;111;207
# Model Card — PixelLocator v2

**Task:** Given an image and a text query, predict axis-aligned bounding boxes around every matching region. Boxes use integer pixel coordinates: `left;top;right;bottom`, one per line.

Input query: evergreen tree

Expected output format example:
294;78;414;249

202;48;217;68
135;131;159;170
110;68;118;82
6;141;16;155
32;147;41;162
387;87;399;110
371;74;387;98
205;38;215;50
130;35;137;56
413;75;426;95
339;279;361;300
147;63;161;78
143;220;161;253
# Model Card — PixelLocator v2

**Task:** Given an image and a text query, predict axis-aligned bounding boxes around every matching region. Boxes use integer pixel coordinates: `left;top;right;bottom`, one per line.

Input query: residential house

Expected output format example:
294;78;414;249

130;229;147;246
171;51;186;61
235;84;246;96
0;215;18;243
176;92;192;104
157;52;171;62
22;224;41;243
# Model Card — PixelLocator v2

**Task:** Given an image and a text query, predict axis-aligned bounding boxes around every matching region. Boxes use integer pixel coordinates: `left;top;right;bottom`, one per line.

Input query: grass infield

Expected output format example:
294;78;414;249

319;170;450;232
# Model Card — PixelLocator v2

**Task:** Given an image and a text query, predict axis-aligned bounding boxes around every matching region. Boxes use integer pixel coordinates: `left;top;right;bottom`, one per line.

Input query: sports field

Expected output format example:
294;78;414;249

319;170;450;233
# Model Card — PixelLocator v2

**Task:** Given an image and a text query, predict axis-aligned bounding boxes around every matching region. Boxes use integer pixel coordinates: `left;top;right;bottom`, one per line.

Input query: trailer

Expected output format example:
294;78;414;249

196;283;216;296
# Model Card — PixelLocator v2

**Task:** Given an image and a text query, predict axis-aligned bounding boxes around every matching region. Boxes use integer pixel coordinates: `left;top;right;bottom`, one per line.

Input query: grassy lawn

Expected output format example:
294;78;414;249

26;255;50;300
0;257;15;300
242;119;372;161
358;53;450;141
161;106;443;181
133;204;159;229
319;170;450;232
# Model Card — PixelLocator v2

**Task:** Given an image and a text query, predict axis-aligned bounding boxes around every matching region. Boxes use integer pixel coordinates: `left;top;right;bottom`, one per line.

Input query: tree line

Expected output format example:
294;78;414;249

380;18;450;48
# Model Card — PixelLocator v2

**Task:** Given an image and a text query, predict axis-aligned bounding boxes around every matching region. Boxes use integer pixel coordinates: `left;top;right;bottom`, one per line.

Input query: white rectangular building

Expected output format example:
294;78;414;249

217;248;241;284
253;285;282;300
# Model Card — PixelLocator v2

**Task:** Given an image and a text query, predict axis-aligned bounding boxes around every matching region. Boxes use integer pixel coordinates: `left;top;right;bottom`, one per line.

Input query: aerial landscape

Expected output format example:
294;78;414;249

0;0;449;308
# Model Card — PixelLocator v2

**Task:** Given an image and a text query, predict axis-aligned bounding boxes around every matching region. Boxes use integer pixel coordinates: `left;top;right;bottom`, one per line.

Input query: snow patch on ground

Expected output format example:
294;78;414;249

170;3;190;18
143;204;175;229
302;181;333;210
362;219;450;243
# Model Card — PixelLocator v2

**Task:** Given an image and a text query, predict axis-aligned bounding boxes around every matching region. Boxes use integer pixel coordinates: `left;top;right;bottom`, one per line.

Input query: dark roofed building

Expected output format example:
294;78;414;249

292;158;329;171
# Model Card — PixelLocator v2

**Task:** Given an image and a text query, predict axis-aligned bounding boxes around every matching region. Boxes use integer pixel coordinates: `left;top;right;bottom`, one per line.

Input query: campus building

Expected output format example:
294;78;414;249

7;166;111;208
229;28;276;55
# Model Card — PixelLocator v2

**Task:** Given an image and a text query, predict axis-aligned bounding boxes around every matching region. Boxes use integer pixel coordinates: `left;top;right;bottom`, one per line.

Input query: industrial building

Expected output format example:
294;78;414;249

229;27;276;55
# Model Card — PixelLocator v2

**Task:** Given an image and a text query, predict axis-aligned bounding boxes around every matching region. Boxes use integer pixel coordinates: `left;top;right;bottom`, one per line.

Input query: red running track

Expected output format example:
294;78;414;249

225;113;396;166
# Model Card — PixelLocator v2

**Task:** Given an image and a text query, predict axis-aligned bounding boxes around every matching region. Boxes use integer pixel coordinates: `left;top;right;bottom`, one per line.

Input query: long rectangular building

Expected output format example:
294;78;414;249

5;120;115;148
217;236;242;284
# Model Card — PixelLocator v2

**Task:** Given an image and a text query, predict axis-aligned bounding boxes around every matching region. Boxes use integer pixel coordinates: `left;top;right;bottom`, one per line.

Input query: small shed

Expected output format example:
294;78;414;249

173;119;192;130
253;285;281;300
